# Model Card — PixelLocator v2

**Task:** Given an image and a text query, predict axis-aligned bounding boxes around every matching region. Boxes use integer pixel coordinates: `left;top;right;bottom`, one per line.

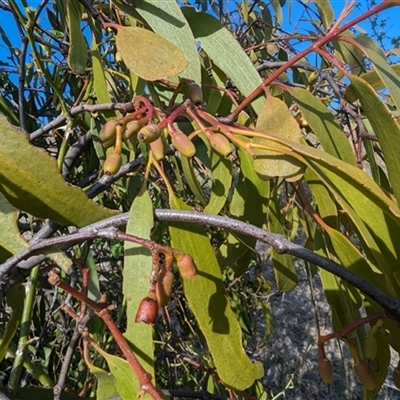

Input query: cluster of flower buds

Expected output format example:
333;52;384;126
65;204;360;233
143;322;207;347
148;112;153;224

134;250;197;326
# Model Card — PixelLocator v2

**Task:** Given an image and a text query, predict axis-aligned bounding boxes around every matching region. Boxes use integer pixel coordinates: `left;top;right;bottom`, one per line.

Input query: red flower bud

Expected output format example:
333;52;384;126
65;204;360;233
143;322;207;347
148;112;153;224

174;251;197;279
135;296;159;325
354;360;377;391
317;357;333;385
156;270;174;306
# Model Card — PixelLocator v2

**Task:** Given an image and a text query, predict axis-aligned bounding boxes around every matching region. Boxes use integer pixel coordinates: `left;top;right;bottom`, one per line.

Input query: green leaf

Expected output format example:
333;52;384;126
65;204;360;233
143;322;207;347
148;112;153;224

0;284;25;362
133;0;201;82
270;0;283;25
115;26;188;81
204;150;232;214
313;0;334;30
0;114;117;227
89;21;115;118
181;7;264;113
66;0;87;74
349;74;400;206
94;346;143;399
169;196;262;390
315;231;361;331
333;31;365;76
0;191;28;256
180;155;207;206
253;96;305;181
85;357;119;400
218;149;268;274
304;168;338;228
345;64;400;102
268;187;298;292
251;129;400;295
291;87;356;165
124;188;154;374
353;35;400;112
323;225;384;291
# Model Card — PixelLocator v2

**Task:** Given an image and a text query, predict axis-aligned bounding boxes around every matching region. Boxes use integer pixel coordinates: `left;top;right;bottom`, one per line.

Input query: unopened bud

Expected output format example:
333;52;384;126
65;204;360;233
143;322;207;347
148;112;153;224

150;137;166;161
156;270;174;306
138;124;161;144
174;251;197;279
209;133;232;157
99;120;117;143
171;132;196;158
318;357;333;385
103;152;122;175
188;82;203;106
354;360;377;391
123;120;142;141
135;296;159;325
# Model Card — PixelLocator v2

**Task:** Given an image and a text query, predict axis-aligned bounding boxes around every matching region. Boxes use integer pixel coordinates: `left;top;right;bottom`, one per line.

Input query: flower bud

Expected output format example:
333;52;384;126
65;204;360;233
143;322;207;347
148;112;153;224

137;124;162;144
354;360;377;391
209;133;232;157
318;357;333;385
174;251;197;279
188;82;203;106
103;152;122;175
150;137;166;161
363;336;378;360
171;132;196;158
156;270;174;306
99;120;117;143
123;120;141;141
135;296;159;325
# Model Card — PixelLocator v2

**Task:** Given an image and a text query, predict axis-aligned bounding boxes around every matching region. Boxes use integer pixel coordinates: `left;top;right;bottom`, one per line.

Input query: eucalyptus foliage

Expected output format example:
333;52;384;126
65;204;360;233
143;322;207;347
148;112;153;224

1;0;400;399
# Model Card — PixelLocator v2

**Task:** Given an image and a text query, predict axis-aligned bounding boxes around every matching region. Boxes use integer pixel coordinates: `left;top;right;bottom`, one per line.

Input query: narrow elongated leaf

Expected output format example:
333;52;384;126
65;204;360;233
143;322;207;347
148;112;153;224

84;350;119;400
254;96;305;181
250;130;400;295
313;0;334;30
89;22;115;117
291;87;356;165
218;149;269;274
204;151;232;214
93;346;140;399
115;26;188;81
270;0;283;25
169;196;262;390
315;231;361;331
0;191;28;256
133;0;201;82
268;188;298;292
124;188;154;375
180;156;207;206
0;284;25;362
349;75;400;206
181;7;264;113
304;168;338;228
0;114;117;227
353;35;400;111
66;0;87;74
345;64;400;102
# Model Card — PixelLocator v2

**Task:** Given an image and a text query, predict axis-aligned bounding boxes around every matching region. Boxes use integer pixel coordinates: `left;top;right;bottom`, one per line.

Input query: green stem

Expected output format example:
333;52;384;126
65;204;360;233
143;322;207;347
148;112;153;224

8;265;40;397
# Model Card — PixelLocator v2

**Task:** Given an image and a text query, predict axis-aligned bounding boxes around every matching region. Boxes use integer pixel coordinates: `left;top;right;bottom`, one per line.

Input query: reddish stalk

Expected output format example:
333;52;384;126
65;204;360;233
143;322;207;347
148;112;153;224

223;0;399;123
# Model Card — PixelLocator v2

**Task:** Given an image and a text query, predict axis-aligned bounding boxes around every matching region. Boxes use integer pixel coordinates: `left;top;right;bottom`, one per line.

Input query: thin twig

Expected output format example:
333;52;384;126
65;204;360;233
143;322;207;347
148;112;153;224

30;102;134;140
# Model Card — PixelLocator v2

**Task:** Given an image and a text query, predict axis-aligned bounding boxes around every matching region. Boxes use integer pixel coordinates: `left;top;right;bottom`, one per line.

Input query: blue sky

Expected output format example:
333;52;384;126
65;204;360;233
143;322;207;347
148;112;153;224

0;1;399;76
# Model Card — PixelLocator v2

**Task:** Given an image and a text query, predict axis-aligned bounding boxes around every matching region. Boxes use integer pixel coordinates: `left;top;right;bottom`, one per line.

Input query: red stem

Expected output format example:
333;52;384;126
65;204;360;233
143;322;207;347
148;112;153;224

224;0;398;123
